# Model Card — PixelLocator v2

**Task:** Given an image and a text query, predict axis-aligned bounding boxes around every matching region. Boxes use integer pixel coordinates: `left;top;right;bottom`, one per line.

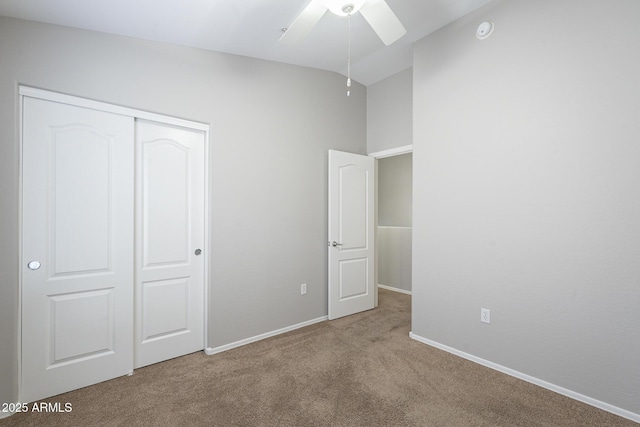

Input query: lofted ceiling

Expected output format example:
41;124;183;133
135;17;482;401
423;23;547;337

0;0;493;86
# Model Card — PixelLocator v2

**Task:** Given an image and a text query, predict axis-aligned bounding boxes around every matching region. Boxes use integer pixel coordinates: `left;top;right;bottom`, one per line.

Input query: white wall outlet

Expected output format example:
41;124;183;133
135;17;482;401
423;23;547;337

481;308;491;324
301;283;307;295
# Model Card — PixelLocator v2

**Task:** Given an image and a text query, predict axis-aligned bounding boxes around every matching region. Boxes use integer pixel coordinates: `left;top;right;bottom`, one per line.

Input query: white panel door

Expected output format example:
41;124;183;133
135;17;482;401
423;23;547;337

328;150;375;320
21;97;134;403
134;120;205;368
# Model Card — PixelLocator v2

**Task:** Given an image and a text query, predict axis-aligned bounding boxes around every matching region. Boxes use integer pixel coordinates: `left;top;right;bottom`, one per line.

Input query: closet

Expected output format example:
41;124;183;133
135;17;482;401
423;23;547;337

20;89;208;403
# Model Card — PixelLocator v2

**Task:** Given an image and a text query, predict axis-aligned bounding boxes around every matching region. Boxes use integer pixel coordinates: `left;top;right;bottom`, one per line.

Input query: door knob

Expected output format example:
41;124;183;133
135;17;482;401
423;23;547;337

331;241;343;247
27;261;41;270
194;249;202;256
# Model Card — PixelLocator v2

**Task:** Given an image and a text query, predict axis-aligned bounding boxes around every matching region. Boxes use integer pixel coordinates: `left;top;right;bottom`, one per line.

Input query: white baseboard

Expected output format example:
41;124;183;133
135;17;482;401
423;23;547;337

205;316;328;356
409;332;640;424
378;284;412;295
0;410;15;420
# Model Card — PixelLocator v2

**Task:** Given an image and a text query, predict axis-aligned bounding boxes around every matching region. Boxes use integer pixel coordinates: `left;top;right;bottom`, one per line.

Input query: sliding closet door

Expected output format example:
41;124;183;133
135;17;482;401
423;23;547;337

21;97;134;403
134;120;205;368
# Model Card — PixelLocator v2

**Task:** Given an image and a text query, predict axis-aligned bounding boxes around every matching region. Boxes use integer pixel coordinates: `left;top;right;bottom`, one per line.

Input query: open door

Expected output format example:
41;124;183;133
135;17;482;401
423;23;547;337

328;150;375;320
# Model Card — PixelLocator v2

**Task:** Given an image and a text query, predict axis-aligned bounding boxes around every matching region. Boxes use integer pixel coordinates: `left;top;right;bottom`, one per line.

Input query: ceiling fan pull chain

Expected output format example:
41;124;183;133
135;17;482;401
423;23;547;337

346;12;352;97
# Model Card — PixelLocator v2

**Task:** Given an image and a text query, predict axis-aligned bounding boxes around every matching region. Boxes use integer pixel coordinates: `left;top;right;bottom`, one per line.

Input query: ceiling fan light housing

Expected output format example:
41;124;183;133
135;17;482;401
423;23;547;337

320;0;367;16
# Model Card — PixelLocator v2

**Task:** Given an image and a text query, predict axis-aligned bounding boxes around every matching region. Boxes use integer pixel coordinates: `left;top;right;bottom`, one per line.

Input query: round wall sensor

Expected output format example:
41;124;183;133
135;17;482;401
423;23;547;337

476;21;494;40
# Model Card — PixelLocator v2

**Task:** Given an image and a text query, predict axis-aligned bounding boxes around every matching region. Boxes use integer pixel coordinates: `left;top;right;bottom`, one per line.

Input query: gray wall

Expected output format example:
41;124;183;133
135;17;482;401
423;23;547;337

377;153;412;293
378;227;412;293
369;71;414;294
0;16;366;408
367;68;412;153
378;153;412;226
412;0;640;417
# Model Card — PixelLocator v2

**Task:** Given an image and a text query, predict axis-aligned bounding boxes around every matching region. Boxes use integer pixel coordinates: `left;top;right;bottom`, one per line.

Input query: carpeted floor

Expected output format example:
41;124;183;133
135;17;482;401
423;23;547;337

1;289;636;426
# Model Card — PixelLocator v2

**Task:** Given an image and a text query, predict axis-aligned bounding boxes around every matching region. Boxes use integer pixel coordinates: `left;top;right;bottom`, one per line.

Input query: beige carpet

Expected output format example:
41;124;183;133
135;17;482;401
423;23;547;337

2;289;636;426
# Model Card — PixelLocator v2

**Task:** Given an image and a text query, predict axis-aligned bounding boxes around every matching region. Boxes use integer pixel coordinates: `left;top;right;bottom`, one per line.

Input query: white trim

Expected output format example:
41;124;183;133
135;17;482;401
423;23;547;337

368;145;413;159
378;284;412;296
205;316;328;356
377;225;412;229
202;130;210;354
17;84;24;409
0;410;16;420
19;86;209;132
409;332;640;424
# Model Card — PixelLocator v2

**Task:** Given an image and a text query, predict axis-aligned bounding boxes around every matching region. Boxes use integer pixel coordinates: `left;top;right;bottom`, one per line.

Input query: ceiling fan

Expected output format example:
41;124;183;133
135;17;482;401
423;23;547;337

280;0;407;46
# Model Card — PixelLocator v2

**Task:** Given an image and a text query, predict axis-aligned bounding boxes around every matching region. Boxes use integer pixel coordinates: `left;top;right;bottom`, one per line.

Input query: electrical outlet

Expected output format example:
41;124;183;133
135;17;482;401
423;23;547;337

481;308;491;324
301;283;307;295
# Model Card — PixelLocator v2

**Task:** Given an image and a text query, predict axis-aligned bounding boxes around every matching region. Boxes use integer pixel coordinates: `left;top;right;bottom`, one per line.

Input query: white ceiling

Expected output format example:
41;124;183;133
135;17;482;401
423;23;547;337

0;0;493;86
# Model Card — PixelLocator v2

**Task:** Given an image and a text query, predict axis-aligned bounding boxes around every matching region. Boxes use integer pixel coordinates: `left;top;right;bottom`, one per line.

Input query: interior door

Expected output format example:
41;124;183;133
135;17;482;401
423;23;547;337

328;150;375;320
134;120;205;368
21;97;134;403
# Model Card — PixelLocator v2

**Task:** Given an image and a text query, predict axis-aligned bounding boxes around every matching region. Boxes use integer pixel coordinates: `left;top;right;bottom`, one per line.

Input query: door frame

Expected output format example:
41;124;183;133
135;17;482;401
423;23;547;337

17;86;211;401
368;144;413;308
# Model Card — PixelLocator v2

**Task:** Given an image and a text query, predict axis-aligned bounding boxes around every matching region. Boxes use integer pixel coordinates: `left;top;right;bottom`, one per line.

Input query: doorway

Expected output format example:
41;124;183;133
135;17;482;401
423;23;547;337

371;146;412;297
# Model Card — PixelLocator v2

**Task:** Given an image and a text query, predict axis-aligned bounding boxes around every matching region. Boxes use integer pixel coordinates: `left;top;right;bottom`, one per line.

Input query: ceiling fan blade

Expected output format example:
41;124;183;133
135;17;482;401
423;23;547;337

279;1;328;44
359;0;407;46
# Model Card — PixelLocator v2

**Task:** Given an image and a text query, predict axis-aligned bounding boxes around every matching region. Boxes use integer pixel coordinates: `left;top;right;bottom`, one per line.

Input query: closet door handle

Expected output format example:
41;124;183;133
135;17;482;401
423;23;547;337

27;260;41;270
194;249;202;256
